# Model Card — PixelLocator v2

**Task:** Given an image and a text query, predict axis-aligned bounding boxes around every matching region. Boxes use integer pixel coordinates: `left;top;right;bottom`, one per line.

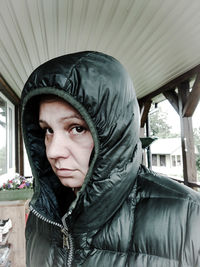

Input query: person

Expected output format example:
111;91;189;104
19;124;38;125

21;51;200;267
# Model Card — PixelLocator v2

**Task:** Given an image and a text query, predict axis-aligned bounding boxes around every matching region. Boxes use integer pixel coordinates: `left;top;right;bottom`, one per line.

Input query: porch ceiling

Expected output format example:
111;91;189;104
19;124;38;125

1;0;200;99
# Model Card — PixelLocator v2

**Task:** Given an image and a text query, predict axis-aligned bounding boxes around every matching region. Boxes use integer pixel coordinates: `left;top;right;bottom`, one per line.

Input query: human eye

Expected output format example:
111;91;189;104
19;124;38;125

42;127;54;135
71;125;86;135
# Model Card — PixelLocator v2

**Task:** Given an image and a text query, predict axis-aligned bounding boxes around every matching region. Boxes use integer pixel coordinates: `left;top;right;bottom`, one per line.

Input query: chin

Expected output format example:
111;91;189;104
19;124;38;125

58;177;84;189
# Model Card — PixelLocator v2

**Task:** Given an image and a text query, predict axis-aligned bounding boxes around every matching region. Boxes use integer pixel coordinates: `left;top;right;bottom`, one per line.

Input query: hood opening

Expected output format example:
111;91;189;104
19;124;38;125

22;88;99;222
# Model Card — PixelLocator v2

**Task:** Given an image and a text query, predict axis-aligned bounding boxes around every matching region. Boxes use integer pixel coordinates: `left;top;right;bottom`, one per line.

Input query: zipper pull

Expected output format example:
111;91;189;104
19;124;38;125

61;227;70;249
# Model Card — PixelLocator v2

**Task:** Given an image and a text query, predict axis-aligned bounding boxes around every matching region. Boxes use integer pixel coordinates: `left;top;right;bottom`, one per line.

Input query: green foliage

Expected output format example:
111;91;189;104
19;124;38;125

149;107;172;138
193;127;200;173
194;127;200;151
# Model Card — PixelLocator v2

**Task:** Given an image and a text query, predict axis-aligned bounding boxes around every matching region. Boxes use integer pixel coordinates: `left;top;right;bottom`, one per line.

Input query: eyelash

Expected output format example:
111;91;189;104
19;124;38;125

71;126;86;135
42;127;53;135
41;125;87;136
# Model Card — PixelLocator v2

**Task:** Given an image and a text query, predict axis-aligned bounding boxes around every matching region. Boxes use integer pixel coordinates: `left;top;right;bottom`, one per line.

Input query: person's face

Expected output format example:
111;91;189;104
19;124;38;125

39;99;94;189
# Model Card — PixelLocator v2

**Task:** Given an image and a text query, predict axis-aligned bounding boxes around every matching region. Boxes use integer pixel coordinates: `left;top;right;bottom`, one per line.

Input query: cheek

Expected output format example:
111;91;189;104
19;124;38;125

45;144;51;162
44;138;48;151
86;135;94;151
82;143;94;167
85;139;94;159
77;134;94;156
88;141;94;152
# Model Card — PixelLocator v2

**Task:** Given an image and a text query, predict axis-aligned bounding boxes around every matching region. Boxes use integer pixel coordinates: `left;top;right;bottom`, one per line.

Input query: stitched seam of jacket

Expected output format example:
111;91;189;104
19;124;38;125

89;247;179;262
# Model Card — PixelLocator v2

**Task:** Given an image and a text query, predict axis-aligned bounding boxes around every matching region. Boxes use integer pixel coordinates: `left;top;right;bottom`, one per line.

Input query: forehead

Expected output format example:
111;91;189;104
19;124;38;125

39;98;82;120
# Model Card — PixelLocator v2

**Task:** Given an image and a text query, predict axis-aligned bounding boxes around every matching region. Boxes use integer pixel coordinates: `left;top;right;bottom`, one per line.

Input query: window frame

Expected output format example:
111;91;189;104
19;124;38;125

0;92;15;181
0;74;23;182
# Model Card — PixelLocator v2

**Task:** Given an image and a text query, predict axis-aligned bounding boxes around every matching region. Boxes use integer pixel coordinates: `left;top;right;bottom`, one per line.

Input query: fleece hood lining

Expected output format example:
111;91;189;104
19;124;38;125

22;87;100;220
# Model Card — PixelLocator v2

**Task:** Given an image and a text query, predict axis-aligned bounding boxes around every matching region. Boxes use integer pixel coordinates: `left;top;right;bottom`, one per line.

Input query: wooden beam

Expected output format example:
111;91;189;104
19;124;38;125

182;72;200;117
178;81;197;183
140;100;152;128
163;89;179;114
0;74;20;105
139;64;200;103
178;80;190;113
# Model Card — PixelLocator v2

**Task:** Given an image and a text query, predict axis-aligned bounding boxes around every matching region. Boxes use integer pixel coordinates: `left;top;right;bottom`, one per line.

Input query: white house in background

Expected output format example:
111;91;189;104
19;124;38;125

150;138;184;179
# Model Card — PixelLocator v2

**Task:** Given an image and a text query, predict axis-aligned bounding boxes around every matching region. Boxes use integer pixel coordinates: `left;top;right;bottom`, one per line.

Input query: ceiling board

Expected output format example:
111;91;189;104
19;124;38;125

0;0;200;99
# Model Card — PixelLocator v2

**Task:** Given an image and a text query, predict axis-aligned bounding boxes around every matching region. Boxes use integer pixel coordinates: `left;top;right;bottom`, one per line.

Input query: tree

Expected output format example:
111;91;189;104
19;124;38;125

193;127;200;173
149;107;172;138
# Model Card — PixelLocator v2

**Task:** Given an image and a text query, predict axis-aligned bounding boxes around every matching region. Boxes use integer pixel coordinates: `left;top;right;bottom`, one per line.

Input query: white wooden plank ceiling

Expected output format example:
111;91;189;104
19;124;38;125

1;0;200;99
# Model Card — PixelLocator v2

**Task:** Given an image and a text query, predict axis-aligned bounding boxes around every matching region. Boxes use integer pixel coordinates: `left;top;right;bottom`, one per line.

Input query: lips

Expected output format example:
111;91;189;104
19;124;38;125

55;167;76;178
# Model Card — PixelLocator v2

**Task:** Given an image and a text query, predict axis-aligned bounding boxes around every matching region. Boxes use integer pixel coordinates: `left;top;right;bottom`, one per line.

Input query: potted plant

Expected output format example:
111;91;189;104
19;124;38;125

0;174;33;201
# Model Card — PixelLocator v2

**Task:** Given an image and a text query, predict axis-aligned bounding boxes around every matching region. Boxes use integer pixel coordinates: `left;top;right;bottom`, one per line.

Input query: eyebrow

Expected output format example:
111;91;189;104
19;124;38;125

39;114;84;124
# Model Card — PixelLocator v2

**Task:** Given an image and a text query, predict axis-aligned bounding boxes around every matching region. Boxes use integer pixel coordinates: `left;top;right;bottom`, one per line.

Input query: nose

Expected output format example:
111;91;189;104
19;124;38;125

46;132;71;160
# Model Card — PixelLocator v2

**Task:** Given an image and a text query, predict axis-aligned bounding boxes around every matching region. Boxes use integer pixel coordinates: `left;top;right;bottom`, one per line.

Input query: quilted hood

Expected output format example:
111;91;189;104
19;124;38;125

21;51;142;232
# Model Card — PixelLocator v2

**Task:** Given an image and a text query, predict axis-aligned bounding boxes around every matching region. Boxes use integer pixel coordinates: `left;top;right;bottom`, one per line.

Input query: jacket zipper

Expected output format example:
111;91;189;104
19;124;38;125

29;205;74;267
62;212;74;267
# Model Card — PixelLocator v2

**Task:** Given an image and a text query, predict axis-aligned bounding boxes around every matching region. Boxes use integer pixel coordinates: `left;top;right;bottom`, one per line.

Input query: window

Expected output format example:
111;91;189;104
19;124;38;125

172;155;176;167
172;155;181;167
177;155;181;166
152;154;157;166
0;92;15;179
160;155;166;166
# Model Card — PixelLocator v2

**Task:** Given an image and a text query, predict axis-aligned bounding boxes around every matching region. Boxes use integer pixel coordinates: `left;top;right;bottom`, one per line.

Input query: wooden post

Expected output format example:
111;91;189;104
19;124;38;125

180;118;197;183
139;100;152;167
140;127;147;166
178;81;197;184
146;115;152;169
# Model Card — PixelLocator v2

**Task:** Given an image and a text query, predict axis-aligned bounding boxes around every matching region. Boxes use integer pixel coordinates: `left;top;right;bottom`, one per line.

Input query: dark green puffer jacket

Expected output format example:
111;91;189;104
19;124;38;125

21;51;200;267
